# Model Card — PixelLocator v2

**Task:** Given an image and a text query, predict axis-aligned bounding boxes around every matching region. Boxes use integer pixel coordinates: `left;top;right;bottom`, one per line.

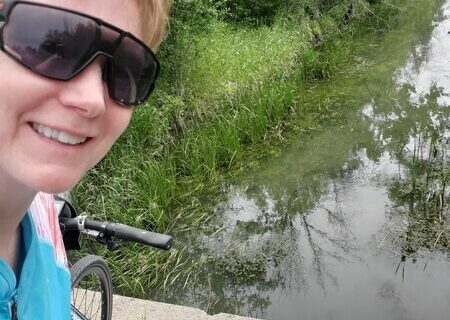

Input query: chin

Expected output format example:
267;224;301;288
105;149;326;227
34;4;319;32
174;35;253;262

31;173;83;194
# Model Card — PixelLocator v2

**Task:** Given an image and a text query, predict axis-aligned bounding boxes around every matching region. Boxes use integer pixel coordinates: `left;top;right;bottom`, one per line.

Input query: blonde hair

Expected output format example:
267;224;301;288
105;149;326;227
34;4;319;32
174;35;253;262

135;0;171;51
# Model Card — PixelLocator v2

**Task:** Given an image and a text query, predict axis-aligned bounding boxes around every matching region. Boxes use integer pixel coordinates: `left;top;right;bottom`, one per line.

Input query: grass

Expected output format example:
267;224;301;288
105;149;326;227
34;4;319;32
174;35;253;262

71;0;444;297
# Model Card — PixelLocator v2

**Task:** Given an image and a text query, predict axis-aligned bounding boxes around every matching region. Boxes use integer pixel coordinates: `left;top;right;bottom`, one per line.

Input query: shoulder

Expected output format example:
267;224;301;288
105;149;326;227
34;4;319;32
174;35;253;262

29;192;68;268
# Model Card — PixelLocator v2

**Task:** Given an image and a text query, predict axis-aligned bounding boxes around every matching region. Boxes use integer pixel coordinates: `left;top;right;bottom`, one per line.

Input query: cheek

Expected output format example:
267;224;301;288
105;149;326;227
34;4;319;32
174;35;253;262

110;107;132;140
85;107;131;170
103;106;132;148
0;53;57;107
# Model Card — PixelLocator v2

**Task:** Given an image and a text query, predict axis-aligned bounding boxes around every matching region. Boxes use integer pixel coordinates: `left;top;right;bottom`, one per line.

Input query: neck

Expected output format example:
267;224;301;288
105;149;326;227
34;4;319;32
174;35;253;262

0;169;36;272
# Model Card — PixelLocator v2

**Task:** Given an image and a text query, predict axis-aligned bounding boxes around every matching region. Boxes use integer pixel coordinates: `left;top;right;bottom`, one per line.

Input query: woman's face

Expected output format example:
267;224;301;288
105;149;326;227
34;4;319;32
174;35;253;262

0;0;142;193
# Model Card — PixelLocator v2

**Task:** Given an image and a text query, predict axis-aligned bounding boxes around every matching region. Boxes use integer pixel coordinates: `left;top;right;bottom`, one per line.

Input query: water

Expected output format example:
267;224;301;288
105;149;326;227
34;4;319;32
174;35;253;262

164;2;450;319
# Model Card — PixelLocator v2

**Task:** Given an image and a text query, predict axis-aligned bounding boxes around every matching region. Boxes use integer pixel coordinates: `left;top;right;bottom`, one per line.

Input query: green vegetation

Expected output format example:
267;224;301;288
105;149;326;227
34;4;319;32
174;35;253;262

71;0;442;296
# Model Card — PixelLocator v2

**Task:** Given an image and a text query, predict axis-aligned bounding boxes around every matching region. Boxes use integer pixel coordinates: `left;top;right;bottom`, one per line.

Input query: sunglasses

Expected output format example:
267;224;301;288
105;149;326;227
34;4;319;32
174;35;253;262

0;1;160;106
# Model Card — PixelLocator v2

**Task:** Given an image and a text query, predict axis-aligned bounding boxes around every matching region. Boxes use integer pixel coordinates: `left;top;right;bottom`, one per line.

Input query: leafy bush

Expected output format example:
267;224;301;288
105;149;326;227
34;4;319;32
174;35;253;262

317;0;346;11
158;0;217;93
169;0;216;34
213;0;284;26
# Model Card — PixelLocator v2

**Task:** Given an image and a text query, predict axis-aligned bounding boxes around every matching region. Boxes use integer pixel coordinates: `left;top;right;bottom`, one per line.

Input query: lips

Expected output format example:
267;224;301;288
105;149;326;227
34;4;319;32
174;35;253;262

31;122;88;145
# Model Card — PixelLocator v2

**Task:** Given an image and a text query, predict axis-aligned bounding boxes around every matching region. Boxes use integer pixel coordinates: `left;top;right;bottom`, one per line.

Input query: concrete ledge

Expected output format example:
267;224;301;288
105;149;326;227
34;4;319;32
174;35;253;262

113;295;261;320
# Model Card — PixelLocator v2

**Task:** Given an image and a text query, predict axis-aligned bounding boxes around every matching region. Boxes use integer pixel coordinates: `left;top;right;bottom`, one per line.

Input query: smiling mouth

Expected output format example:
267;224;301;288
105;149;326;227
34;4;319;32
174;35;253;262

31;123;88;146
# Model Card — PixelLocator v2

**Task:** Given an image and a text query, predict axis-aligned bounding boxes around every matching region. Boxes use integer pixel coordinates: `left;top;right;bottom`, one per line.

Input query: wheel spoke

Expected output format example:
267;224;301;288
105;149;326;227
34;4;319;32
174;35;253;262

70;256;113;320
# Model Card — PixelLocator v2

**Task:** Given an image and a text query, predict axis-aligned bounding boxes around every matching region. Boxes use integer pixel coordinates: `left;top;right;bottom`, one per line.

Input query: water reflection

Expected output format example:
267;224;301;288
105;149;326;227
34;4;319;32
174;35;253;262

367;10;450;260
165;2;450;319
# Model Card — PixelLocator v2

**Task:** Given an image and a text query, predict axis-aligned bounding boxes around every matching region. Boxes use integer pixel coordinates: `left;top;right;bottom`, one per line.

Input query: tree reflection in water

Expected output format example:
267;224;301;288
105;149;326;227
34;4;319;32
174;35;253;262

370;87;449;269
162;152;365;317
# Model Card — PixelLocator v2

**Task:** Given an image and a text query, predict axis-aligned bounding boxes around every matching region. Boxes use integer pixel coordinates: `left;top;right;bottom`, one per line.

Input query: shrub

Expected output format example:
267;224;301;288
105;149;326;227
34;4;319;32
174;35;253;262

213;0;284;26
169;0;216;34
158;0;217;92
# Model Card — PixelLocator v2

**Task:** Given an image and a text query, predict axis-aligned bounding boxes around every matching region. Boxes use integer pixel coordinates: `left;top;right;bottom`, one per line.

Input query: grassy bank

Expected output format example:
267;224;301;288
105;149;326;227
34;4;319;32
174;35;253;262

71;0;442;296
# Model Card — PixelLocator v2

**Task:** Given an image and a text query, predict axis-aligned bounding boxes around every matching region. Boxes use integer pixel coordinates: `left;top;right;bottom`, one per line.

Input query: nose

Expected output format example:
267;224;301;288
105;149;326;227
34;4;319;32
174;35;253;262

57;58;107;118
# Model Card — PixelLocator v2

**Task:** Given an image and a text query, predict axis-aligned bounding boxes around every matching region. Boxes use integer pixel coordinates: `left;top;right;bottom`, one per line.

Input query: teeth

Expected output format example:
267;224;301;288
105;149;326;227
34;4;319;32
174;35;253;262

32;123;87;145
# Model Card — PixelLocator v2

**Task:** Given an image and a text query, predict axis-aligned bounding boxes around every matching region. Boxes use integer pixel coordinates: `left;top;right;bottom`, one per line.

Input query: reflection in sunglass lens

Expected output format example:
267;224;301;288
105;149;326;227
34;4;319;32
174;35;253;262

112;37;157;104
3;3;95;79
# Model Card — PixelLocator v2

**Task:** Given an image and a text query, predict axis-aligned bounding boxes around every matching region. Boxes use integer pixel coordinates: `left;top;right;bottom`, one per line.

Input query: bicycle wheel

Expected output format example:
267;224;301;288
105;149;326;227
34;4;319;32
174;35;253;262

70;255;113;320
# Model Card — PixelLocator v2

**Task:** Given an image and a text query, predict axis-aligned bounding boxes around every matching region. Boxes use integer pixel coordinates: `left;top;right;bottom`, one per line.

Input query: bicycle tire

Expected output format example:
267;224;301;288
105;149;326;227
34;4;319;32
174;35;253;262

70;255;113;320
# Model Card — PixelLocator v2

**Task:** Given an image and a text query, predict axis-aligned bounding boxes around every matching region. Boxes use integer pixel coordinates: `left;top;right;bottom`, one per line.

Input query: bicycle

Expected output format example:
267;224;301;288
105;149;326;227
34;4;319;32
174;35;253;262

56;197;173;320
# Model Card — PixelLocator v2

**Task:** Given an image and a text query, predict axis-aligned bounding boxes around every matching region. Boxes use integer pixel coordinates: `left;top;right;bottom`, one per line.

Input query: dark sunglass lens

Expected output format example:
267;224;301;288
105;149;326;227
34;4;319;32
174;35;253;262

112;37;158;105
3;4;96;79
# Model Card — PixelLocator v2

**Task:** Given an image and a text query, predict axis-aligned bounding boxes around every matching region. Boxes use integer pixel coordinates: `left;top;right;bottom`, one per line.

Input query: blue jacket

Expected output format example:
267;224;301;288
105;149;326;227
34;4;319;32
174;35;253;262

0;212;71;319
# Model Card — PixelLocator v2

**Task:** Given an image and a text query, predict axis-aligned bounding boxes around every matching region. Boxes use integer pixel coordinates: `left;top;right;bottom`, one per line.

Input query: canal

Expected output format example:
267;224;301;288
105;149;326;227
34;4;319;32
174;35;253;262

161;1;450;319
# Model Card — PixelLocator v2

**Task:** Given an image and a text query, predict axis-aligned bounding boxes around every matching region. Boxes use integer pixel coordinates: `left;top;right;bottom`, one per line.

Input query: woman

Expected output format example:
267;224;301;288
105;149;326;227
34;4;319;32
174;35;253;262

0;0;169;318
